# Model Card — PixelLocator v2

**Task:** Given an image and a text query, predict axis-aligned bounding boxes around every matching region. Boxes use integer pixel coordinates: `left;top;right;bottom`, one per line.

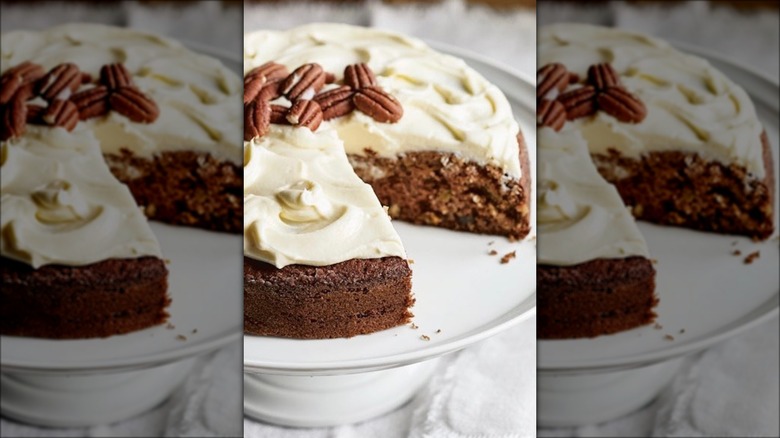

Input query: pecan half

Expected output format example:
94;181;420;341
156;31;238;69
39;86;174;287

313;86;355;120
344;63;377;89
43;99;79;131
0;73;22;105
325;72;336;84
4;61;45;83
38;63;81;101
258;78;284;102
281;63;326;101
1;94;28;141
353;86;403;123
244;74;266;104
71;86;110;120
537;99;566;131
26;104;46;124
109;86;159;124
80;72;94;84
244;99;271;141
286;100;323;131
100;63;133;90
558;85;598;120
597;86;647;124
587;63;621;91
245;62;289;83
537;63;569;101
269;104;289;124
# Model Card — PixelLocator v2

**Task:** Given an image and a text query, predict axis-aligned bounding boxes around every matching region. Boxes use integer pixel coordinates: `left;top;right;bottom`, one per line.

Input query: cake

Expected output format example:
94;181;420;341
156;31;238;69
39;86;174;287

243;24;531;339
537;24;774;339
0;24;242;339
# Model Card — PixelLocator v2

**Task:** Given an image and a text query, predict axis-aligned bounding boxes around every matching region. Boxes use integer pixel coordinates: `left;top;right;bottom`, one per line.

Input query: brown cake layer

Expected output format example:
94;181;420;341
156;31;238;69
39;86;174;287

592;132;775;240
105;149;242;233
0;257;169;339
348;134;531;240
244;256;414;339
538;257;657;339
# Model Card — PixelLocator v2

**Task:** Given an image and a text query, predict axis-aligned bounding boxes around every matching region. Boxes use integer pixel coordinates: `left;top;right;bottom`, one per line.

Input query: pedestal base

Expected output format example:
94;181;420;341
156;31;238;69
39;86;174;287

1;358;196;427
244;359;439;427
538;358;684;427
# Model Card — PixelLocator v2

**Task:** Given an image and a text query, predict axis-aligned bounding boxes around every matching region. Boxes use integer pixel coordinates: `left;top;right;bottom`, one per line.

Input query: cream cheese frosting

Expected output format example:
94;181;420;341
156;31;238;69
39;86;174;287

540;23;765;178
244;126;406;268
244;23;522;179
1;23;242;164
1;128;161;268
537;127;649;265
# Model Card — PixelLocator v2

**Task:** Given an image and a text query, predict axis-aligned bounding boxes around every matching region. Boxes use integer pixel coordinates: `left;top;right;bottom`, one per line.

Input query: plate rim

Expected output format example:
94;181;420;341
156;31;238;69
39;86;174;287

243;42;538;374
538;41;780;372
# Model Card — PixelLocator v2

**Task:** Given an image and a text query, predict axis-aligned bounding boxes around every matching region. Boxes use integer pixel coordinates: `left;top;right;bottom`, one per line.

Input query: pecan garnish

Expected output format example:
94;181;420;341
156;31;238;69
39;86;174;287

344;63;377;89
558;85;598;120
587;63;621;91
109;86;159;124
26;104;46;124
81;72;94;84
0;73;22;105
70;86;110;120
537;99;566;131
38;63;81;101
537;63;569;101
313;85;355;120
258;78;284;102
354;86;403;123
325;72;336;84
597;86;647;124
244;99;271;141
286;100;323;131
4;61;45;83
245;62;289;83
1;93;28;141
281;63;326;101
244;74;266;104
269;104;289;124
100;63;133;90
42;99;79;131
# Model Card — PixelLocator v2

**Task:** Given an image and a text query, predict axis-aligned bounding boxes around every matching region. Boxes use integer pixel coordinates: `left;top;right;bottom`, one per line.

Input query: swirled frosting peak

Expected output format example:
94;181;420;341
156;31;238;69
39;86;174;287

244;126;406;268
1;128;161;268
244;23;522;178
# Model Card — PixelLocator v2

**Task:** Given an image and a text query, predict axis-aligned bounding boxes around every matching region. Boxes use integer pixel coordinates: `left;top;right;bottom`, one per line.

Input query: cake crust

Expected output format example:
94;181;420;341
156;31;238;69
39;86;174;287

244;256;414;339
592;132;774;240
105;149;242;233
538;257;657;339
1;256;169;339
348;134;531;240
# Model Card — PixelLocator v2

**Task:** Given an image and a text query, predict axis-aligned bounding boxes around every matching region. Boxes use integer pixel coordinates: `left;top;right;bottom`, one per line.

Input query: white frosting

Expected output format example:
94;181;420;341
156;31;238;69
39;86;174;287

537;127;649;265
244;126;406;268
540;23;765;178
244;23;522;178
1;23;242;164
1;128;161;268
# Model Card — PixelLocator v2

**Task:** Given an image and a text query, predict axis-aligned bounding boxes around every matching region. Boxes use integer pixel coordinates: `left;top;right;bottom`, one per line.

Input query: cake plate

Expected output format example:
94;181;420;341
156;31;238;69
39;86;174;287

0;224;243;427
537;43;780;427
243;44;538;428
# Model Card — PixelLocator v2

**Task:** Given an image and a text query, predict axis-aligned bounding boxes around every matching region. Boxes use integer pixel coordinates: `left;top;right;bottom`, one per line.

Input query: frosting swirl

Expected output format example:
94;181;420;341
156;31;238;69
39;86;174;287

244;126;406;268
1;129;161;268
244;23;522;179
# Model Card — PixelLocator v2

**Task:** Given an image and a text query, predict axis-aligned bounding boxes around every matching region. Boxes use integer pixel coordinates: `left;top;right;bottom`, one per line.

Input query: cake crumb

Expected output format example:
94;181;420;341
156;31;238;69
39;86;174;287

653;323;663;330
488;250;498;256
176;334;187;341
530;235;537;241
664;334;674;341
408;259;415;264
732;249;742;256
420;335;430;341
743;251;760;264
731;240;738;246
191;329;198;334
488;241;495;246
651;259;658;264
166;323;175;330
435;329;442;334
679;329;685;334
410;323;419;330
500;251;516;264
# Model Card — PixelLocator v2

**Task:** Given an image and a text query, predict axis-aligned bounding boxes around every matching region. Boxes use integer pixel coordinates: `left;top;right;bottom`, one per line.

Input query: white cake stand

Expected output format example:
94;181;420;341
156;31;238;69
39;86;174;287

0;224;243;427
537;44;780;427
243;46;538;427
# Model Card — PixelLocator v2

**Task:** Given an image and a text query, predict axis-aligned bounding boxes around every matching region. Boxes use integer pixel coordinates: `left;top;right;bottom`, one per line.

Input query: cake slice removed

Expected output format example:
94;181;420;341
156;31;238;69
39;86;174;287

243;126;413;339
537;128;657;339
